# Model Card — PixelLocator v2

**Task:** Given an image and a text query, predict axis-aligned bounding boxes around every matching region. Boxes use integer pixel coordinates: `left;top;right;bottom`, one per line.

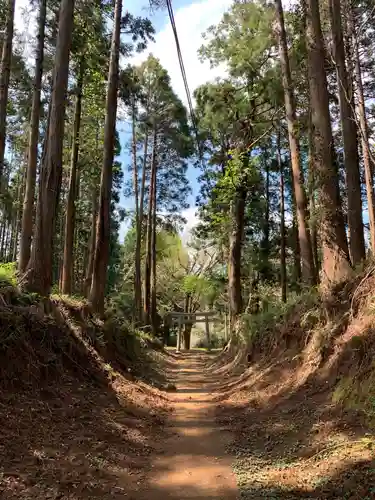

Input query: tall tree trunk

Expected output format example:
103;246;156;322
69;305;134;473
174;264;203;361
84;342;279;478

277;134;287;303
308;115;320;275
328;0;365;265
24;0;75;295
89;0;122;312
19;0;46;273
61;59;84;294
5;222;11;262
347;4;375;253
150;145;157;333
274;0;316;284
84;187;98;297
131;98;142;321
0;221;5;260
228;187;246;319
183;293;192;349
134;133;148;319
0;0;15;182
260;158;270;282
139;134;148;231
304;0;351;286
12;167;25;261
144;127;157;325
291;197;302;287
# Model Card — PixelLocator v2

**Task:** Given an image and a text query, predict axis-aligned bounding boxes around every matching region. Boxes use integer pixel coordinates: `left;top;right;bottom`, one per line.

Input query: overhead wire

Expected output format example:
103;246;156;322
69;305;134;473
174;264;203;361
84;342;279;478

165;0;205;165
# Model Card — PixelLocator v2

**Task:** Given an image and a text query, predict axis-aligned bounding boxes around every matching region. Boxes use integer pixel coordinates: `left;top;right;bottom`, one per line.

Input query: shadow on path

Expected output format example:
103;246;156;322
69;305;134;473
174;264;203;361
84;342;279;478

135;351;238;500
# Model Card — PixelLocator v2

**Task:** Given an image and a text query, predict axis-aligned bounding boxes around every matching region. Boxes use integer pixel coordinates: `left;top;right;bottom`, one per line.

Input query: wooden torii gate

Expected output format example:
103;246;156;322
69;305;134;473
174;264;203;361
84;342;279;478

166;311;216;352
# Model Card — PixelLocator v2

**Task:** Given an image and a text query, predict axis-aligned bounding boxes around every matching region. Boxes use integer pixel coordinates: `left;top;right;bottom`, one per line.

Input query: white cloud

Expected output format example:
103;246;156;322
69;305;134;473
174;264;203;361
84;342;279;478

128;0;231;105
181;206;199;242
14;0;37;62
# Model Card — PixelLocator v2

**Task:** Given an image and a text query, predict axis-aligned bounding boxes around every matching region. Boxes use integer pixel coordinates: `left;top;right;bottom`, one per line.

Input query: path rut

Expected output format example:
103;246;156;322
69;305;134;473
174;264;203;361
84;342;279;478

135;351;238;499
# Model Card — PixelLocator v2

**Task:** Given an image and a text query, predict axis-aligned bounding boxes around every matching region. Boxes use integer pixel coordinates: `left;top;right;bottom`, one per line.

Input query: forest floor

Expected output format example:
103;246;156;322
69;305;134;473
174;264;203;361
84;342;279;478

214;352;375;499
2;343;375;499
133;350;238;499
135;349;375;499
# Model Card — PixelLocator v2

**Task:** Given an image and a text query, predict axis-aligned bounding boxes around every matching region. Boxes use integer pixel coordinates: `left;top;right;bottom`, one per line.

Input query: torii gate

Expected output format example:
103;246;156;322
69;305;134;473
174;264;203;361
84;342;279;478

165;311;216;352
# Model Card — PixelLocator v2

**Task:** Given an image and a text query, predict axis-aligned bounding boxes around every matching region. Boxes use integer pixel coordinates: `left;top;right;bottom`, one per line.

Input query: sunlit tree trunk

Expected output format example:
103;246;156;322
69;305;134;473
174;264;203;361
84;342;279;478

135;132;148;319
0;0;15;182
304;0;351;285
84;187;98;297
277;133;287;303
131;97;142;321
150;146;157;333
24;0;75;295
11;166;25;262
260;157;270;282
274;0;316;284
89;0;122;312
228;187;246;320
328;0;365;265
308;114;320;275
347;3;375;254
61;59;84;294
19;0;46;273
144;127;157;325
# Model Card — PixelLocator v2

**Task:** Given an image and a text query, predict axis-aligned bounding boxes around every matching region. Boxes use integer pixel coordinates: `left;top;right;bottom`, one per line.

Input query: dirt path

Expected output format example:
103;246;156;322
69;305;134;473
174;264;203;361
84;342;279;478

135;351;238;500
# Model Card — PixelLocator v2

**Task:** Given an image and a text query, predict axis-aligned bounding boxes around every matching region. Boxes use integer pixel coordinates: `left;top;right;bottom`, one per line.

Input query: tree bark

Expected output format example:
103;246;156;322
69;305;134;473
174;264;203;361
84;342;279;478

228;187;246;319
291;201;302;286
183;293;192;349
12;166;25;262
347;4;375;254
131;98;142;321
277;134;287;303
24;0;75;295
139;133;148;233
328;0;365;265
308;114;320;275
84;187;98;297
304;0;351;286
89;0;122;312
4;222;11;262
144;127;157;325
134;133;148;319
0;221;6;260
0;0;15;182
183;324;192;350
19;0;46;273
260;157;270;282
274;0;316;284
61;59;84;294
150;140;157;334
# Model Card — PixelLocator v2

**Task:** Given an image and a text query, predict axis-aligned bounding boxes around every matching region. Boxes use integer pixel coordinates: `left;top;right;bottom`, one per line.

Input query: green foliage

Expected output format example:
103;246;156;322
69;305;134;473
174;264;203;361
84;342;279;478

0;262;16;287
242;288;319;348
182;275;218;305
196;331;226;349
121;54;193;217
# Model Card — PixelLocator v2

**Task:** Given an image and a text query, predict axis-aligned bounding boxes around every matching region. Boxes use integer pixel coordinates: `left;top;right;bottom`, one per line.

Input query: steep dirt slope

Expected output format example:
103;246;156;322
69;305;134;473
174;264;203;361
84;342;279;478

211;274;375;498
0;300;170;499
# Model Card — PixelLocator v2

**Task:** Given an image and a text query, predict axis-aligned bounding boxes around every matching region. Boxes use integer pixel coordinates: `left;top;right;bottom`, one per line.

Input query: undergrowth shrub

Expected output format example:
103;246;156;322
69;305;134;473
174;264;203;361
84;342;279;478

196;332;226;349
242;288;320;352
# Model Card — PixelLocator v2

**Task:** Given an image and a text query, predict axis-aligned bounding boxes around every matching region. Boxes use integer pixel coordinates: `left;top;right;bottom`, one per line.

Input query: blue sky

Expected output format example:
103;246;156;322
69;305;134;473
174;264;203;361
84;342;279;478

117;0;232;239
